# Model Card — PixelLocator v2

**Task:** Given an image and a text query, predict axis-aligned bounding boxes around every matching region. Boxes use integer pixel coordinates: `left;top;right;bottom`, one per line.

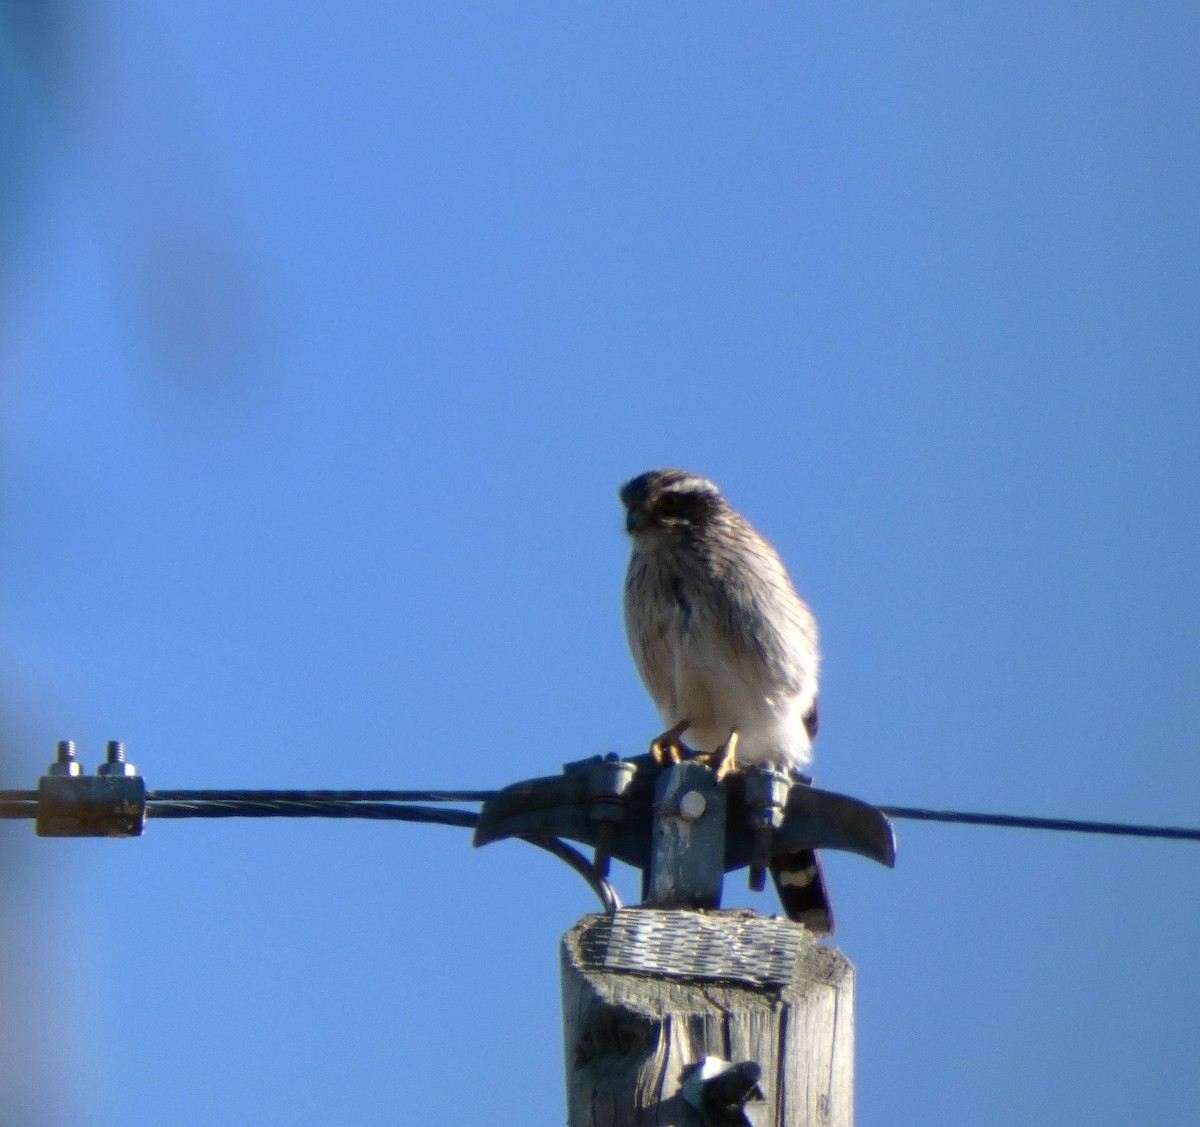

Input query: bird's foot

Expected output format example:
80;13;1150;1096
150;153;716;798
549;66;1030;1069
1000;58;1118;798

709;730;740;783
649;720;690;767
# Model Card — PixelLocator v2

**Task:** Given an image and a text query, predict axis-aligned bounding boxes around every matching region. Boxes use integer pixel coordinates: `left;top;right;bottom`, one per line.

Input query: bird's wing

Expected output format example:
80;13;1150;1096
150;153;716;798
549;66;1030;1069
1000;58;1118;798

700;548;819;701
624;558;679;720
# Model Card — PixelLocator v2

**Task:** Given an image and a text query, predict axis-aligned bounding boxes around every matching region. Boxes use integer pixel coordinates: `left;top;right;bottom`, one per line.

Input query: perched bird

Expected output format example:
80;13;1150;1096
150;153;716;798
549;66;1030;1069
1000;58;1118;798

620;468;832;932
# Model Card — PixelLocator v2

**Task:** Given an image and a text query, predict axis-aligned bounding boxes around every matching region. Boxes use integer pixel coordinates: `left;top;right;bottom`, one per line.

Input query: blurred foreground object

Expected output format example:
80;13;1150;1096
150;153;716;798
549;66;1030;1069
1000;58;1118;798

0;0;267;393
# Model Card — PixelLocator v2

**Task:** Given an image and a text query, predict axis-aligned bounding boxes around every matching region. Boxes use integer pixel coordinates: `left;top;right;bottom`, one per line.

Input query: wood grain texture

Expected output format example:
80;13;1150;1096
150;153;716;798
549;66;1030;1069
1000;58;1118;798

561;910;854;1127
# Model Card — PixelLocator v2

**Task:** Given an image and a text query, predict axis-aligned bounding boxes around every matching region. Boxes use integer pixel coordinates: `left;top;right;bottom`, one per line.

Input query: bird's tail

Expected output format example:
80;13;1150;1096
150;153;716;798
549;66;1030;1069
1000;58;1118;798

770;849;833;937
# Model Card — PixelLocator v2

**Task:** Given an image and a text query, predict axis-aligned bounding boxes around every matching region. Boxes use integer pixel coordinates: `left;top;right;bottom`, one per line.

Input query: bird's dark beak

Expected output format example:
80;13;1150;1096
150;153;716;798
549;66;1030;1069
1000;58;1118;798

625;507;644;534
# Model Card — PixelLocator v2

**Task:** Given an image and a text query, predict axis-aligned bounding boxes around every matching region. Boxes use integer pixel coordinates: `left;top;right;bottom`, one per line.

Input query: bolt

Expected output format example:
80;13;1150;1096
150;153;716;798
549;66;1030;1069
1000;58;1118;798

678;790;707;820
97;740;137;777
47;740;82;777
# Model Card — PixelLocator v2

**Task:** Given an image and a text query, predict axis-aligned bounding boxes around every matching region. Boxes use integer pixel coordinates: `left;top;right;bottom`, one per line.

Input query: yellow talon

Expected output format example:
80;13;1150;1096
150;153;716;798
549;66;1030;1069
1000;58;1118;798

711;730;740;783
649;719;690;766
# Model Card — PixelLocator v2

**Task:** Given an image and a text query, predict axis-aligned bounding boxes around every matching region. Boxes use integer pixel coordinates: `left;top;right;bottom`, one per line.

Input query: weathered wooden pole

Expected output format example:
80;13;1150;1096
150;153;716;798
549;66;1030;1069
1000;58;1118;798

474;756;889;1125
560;908;854;1127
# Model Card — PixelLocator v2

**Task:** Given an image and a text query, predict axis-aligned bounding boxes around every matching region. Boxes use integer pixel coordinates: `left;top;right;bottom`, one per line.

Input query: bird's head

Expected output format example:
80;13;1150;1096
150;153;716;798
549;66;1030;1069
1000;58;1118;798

619;469;726;536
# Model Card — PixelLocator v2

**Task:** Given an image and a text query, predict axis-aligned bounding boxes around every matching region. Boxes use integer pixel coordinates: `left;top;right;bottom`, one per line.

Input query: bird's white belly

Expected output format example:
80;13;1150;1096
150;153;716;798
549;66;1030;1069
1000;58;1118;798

668;649;813;770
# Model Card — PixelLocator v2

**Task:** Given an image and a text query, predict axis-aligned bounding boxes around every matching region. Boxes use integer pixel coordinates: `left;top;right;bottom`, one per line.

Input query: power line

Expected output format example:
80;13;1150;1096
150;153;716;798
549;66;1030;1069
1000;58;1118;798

2;787;1198;842
147;789;498;803
146;799;480;826
880;806;1200;842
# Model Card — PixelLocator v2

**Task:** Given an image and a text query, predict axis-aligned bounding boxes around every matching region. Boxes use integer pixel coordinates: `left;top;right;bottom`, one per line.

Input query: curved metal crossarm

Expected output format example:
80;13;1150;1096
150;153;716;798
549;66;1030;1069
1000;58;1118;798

474;755;897;871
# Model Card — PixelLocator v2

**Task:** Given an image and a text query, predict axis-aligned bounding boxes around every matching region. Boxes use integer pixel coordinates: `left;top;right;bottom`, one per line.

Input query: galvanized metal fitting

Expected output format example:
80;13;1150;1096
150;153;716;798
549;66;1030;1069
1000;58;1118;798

743;766;792;830
46;740;82;778
37;741;145;838
646;761;726;910
744;765;792;893
97;740;137;778
586;754;636;818
587;754;637;878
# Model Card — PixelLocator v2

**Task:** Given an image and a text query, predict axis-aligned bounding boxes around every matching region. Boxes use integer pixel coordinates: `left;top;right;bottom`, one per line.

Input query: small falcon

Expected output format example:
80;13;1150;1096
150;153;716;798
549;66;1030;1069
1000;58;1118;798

620;468;832;932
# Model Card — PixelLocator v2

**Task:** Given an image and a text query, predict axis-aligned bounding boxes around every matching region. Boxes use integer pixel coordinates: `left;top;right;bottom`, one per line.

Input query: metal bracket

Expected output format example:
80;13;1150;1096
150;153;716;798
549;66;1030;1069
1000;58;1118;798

36;775;146;838
473;754;895;913
644;761;725;910
35;740;146;838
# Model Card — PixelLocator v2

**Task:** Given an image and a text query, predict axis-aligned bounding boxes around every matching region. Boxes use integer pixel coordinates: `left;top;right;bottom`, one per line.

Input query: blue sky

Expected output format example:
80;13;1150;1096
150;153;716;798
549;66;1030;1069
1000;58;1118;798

2;3;1198;1125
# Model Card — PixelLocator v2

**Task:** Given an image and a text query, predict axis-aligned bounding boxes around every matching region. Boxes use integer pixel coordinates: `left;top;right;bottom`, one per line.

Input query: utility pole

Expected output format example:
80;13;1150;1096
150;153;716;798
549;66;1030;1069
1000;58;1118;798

475;755;893;1127
561;909;853;1127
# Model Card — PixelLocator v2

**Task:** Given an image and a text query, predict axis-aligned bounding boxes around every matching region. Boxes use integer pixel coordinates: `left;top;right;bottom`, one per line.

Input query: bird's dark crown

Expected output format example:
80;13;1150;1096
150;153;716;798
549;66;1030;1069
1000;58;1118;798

620;469;725;533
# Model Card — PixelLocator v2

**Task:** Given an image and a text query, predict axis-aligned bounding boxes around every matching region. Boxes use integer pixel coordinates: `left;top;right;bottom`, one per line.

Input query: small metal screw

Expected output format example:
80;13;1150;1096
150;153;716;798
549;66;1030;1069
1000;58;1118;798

47;740;82;778
678;790;707;820
97;740;137;777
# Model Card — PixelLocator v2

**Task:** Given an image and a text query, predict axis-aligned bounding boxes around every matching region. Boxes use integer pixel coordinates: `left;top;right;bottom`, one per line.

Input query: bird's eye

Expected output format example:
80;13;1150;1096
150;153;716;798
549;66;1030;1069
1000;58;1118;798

654;492;694;523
